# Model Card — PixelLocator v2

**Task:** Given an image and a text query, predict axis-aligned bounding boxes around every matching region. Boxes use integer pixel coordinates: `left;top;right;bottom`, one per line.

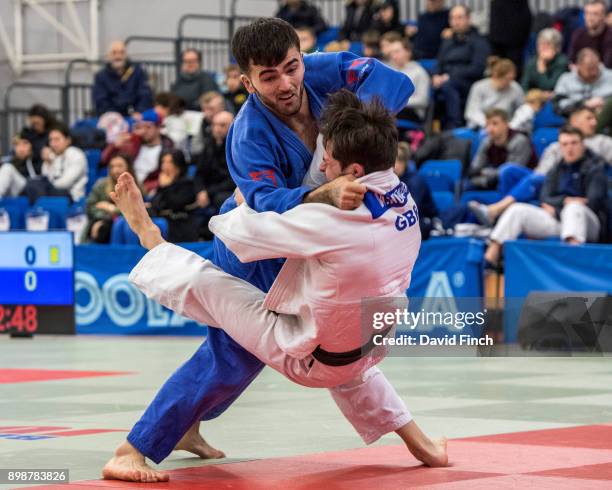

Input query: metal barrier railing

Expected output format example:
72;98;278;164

176;14;258;72
178;37;232;73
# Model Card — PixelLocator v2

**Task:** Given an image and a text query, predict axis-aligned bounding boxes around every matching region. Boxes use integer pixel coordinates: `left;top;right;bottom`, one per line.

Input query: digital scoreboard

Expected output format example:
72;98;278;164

0;232;75;335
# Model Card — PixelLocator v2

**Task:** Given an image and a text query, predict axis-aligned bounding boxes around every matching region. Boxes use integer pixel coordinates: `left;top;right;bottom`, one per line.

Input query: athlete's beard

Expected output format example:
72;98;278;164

254;83;305;119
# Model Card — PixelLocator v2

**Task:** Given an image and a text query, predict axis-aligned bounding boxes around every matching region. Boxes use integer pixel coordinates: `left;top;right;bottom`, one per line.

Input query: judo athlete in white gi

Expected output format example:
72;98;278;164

106;90;448;481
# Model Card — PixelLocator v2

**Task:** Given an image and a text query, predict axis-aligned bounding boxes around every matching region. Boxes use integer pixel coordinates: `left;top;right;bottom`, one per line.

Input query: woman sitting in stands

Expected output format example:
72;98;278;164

0;133;42;198
22;123;87;204
20;104;57;163
148;149;198;243
83;153;139;243
464;57;524;129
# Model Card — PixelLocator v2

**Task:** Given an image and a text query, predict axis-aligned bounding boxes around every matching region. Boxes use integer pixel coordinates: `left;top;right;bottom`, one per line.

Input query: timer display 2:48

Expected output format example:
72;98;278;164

0;305;38;333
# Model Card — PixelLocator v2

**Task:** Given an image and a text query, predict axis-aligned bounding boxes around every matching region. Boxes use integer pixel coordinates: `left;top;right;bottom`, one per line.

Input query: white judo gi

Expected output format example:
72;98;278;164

129;168;422;443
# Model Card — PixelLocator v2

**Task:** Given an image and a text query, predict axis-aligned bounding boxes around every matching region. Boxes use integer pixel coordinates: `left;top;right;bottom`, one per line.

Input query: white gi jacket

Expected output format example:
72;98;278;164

210;168;422;361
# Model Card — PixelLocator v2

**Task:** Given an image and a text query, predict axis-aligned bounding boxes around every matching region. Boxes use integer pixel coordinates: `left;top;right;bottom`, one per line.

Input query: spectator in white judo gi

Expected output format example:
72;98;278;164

107;90;448;481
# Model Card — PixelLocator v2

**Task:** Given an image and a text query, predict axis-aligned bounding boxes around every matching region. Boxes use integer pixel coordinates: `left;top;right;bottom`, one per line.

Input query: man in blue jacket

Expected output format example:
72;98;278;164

103;18;414;483
93;41;153;117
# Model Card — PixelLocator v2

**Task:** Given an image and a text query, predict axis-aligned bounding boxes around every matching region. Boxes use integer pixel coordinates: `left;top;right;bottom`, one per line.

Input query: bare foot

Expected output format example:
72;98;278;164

102;441;169;483
396;420;449;468
110;172;163;250
175;422;225;459
409;436;449;468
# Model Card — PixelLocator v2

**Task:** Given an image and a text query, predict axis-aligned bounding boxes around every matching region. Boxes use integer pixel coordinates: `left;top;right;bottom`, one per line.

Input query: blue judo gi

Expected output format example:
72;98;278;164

127;51;414;463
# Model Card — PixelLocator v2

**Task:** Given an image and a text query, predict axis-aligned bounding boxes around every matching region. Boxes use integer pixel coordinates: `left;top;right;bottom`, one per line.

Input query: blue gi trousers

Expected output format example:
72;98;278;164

126;244;267;464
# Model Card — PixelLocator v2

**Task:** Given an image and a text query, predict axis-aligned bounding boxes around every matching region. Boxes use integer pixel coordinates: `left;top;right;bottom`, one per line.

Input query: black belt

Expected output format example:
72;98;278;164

311;326;393;367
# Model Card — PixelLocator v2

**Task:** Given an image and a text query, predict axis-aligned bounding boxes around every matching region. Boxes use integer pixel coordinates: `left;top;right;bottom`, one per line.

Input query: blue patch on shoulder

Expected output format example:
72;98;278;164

363;182;410;219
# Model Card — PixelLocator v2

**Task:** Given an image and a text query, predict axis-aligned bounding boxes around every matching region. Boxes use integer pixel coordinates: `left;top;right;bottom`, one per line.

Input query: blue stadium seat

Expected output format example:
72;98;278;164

85;149;103;194
316;26;340;51
533;101;565;130
348;42;363;56
432;191;455;212
187;164;197;178
452;127;484;160
33;196;70;229
417;58;438;75
459;190;503;205
110;216;168;244
532;127;559;159
0;196;29;230
418;159;462;184
422;174;454;192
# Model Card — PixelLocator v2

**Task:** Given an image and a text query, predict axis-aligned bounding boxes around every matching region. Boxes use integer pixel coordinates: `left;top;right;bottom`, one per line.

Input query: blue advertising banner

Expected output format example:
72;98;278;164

504;240;612;342
74;237;485;336
75;242;213;335
408;237;485;298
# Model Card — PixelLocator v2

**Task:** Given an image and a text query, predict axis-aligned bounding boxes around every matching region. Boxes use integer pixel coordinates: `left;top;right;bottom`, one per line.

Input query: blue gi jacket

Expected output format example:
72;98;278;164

213;51;415;291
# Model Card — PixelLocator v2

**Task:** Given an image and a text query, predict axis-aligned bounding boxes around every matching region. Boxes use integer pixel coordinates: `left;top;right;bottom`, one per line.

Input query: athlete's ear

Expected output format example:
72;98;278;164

349;163;365;178
241;74;256;94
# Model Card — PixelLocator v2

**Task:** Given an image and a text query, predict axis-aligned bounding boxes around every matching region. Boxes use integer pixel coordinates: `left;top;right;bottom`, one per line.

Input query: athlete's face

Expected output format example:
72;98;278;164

241;47;305;118
320;141;364;181
320;141;344;181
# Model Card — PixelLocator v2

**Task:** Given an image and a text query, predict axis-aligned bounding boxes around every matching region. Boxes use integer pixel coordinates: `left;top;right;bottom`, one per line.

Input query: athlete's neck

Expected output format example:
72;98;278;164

277;89;318;153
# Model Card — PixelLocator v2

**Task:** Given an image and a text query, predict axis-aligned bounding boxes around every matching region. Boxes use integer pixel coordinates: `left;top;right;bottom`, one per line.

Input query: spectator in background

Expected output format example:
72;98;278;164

223;64;248;113
569;0;612;68
83;153;139;243
0;134;41;198
470;105;612;226
339;0;375;42
93;41;153;117
296;26;317;53
101;109;173;193
554;48;612;114
394;142;438;239
23;124;87;203
191;91;226;159
362;30;383;59
464;57;524;129
510;89;547;134
149;149;198;243
433;5;490;129
154;92;192;154
275;0;327;35
484;126;607;266
538;105;612;175
521;28;569;95
386;37;431;122
469;109;536;190
20;104;56;163
171;49;220;111
195;111;235;212
410;0;449;60
488;0;532;75
371;0;403;36
380;31;403;60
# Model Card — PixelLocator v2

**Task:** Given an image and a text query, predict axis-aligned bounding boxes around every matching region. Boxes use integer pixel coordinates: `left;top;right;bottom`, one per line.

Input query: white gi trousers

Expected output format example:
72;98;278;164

0;164;27;197
490;202;601;244
130;242;412;444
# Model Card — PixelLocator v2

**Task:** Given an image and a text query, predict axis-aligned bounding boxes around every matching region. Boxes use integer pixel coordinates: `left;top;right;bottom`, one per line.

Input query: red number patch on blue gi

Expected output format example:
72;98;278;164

395;205;419;231
249;170;277;186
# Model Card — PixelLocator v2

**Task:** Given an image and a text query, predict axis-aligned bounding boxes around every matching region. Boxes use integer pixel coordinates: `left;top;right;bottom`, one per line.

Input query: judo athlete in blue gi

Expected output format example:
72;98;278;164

103;18;415;482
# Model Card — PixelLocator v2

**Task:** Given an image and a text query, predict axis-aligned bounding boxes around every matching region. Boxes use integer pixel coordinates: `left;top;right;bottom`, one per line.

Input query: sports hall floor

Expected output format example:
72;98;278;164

1;335;612;489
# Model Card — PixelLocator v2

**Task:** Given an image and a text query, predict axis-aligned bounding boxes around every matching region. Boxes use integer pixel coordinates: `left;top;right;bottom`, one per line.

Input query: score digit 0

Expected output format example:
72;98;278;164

24;245;37;292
